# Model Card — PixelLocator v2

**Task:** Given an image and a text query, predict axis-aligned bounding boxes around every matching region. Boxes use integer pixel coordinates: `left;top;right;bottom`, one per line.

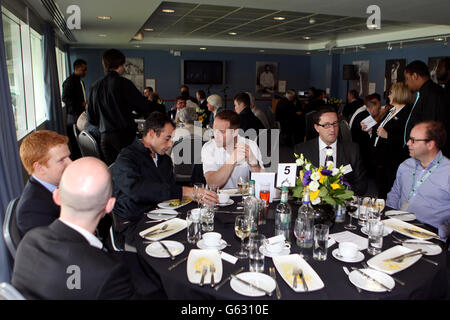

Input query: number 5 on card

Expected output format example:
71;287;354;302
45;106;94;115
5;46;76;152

276;163;297;187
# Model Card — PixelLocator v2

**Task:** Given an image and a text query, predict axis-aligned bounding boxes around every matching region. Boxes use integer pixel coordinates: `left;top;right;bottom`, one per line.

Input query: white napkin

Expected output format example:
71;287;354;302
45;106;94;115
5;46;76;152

265;234;285;245
220;251;238;264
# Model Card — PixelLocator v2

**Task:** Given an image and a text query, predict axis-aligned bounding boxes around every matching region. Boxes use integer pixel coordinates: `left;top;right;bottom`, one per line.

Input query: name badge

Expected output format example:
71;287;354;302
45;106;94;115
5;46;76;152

343;164;353;175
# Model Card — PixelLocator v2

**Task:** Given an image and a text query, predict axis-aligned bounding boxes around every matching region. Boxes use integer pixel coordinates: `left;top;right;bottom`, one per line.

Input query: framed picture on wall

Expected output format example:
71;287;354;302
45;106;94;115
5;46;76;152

428;56;449;84
145;78;156;92
123;57;144;93
256;61;278;94
278;80;286;93
350;60;370;99
384;59;406;93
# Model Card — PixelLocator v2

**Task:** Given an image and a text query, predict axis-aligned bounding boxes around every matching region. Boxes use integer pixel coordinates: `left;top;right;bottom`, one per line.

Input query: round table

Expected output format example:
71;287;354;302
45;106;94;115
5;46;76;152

134;198;448;300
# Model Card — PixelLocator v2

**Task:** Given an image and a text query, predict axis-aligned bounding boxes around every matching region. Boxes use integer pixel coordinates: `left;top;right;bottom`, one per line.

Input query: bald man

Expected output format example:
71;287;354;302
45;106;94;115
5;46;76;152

12;157;136;300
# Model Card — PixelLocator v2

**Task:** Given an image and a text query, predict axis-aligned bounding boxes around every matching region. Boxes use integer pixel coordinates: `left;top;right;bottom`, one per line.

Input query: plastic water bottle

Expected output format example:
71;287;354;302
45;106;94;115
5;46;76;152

275;186;292;241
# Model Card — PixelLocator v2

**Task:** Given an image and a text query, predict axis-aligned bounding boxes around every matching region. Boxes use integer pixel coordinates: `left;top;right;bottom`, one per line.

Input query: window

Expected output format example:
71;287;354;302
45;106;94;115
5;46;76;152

30;30;46;125
55;47;68;96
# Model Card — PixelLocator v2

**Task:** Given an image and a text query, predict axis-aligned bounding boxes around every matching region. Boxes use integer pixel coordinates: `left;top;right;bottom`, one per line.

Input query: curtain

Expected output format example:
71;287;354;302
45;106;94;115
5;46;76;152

0;3;24;282
44;23;64;134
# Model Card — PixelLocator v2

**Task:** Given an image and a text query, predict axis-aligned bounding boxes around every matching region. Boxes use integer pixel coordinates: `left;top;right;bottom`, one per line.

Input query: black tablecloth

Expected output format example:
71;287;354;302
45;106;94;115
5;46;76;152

135;198;448;300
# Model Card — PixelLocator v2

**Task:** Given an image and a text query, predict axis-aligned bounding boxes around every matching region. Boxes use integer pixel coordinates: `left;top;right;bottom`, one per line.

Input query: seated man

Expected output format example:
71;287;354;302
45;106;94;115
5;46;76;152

234;92;265;135
201;110;264;189
387;121;450;239
168;95;186;122
294;105;368;196
206;94;223;127
12;157;136;299
112;112;217;245
16;130;72;237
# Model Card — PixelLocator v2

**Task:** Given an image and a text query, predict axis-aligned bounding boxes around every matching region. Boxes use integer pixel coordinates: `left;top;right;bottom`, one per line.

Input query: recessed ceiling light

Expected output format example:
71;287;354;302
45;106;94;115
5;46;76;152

434;37;445;41
309;18;316;24
144;28;154;32
98;34;107;37
259;49;265;52
228;32;237;36
273;16;286;21
200;47;207;50
306;51;311;55
303;36;311;40
162;9;175;13
97;16;111;20
359;45;366;49
135;45;141;48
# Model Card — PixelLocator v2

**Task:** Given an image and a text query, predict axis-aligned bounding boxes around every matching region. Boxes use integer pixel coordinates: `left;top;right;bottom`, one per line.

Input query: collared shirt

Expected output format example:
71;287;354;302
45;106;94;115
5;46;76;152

59;218;103;249
201;135;264;189
386;151;450;238
32;175;58;193
349;105;367;129
318;138;337;168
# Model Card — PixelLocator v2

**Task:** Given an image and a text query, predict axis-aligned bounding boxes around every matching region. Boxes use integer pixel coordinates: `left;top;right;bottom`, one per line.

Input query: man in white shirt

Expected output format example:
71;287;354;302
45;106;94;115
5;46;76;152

201;110;264;189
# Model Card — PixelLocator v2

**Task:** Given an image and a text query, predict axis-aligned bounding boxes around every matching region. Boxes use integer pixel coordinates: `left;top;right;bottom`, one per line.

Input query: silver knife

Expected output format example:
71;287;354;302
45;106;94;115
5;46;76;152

351;267;392;292
214;267;244;291
231;274;273;296
383;249;422;262
269;267;281;299
168;256;188;270
404;228;441;240
299;269;309;292
159;241;175;260
144;228;174;238
199;266;208;287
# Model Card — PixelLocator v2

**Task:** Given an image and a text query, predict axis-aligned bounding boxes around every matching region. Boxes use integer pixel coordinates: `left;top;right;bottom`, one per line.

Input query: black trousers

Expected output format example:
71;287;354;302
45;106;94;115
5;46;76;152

67;114;82;160
100;131;135;165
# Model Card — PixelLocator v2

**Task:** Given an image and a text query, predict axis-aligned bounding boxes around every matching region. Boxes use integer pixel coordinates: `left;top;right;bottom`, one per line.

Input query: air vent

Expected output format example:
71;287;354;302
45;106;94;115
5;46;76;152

40;0;77;42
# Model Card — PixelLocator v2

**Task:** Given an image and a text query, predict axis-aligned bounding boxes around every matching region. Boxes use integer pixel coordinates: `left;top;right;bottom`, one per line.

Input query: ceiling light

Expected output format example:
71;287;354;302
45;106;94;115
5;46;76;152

359;45;366;49
273;17;286;21
387;43;393;50
199;47;207;50
306;51;311;55
98;34;107;37
434;37;445;41
144;28;154;32
228;32;237;36
309;18;316;24
133;32;143;41
162;9;175;13
97;16;111;20
135;45;141;48
303;36;311;40
259;49;265;52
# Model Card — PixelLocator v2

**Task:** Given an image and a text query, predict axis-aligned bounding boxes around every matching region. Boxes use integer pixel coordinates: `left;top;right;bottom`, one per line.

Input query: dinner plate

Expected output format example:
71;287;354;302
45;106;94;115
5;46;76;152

402;241;442;256
367;245;422;275
146;209;178;220
139;218;187;241
220;188;248;197
382;218;439;240
332;249;365;263
384;210;416;222
360;225;393;237
187;249;223;285
259;245;291;258
272;254;324;292
217;199;234;207
349;268;395;292
230;272;276;297
145;241;184;258
157;198;192;210
197;239;228;250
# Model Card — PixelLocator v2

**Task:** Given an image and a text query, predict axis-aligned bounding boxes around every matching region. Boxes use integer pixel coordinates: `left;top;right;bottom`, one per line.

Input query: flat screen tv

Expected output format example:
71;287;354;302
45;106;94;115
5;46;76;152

182;60;225;84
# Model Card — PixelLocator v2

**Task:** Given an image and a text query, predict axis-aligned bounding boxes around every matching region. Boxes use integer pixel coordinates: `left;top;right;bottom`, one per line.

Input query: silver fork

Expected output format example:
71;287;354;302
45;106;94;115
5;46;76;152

292;267;299;289
361;262;405;286
199;266;208;287
210;265;216;288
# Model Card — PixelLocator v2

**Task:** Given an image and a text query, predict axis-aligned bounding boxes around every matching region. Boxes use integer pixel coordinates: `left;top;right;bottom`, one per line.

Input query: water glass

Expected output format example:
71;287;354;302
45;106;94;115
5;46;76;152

334;204;346;223
193;183;204;208
367;219;384;255
358;197;370;227
248;234;266;273
201;208;214;232
313;224;329;261
186;209;202;244
257;199;267;225
259;183;270;204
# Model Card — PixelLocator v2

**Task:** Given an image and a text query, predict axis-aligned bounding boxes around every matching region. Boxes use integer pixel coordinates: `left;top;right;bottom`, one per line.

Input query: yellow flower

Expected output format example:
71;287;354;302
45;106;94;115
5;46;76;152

198;116;203;122
330;183;341;190
310;190;320;201
318;171;325;184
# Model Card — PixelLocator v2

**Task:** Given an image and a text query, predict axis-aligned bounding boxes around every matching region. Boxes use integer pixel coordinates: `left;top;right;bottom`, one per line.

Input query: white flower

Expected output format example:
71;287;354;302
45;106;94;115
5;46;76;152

305;163;311;171
339;165;346;174
326;148;333;157
311;196;321;205
296;158;304;166
326;161;334;168
332;168;339;176
309;181;320;191
310;172;321;181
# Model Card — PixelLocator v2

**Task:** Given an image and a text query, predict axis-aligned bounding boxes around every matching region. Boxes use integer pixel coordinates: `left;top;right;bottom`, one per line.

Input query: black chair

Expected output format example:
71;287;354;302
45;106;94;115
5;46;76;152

78;130;101;159
73;123;80;145
172;134;204;184
2;197;21;259
304;111;318;141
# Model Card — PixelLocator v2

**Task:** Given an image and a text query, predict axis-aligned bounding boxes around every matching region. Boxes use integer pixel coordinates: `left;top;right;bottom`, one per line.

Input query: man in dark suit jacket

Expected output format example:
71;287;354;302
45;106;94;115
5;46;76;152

342;89;364;122
196;89;211;127
233;92;264;136
12;157;136;299
294;105;368;196
16;130;72;237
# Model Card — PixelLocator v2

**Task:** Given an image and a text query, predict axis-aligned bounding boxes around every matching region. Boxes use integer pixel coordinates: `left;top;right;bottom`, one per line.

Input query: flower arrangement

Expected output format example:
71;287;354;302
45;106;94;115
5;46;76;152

327;97;343;109
292;152;354;205
196;106;208;125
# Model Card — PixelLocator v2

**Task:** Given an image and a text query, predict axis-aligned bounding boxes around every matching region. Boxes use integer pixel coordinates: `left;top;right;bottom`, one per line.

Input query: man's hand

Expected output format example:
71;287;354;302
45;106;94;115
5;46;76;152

198;188;218;207
226;143;246;165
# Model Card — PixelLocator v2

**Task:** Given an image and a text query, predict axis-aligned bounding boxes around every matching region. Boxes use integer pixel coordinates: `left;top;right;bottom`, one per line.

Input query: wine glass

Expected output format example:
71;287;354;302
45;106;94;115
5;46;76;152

344;197;358;230
234;215;251;259
294;217;310;260
193;183;204;208
237;175;249;206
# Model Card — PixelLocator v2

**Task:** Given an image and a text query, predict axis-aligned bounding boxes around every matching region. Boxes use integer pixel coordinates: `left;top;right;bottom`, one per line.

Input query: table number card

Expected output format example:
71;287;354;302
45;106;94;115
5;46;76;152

276;163;297;188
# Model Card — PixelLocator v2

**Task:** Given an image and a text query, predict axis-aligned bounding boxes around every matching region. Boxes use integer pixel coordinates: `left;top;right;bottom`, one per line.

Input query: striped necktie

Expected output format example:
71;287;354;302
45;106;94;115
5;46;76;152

403;91;420;146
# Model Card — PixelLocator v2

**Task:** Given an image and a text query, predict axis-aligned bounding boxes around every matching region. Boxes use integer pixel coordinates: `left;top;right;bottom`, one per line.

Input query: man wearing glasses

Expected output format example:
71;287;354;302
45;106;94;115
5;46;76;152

387;121;450;240
294;105;368;196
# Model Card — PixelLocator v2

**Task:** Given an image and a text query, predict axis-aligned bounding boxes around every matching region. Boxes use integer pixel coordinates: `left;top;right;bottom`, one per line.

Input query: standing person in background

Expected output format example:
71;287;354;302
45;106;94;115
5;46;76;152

87;49;151;165
196;90;211;127
62;59;87;160
246;91;270;129
143;86;153;100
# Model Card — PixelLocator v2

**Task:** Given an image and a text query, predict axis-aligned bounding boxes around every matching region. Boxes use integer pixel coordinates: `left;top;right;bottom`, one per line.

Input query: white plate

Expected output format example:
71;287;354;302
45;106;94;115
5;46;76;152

332;249;365;263
220;188;248;197
197;239;228;250
157;198;192;210
272;254;325;292
230;272;276;297
382;218;439;240
385;210;416;222
259;245;291;258
349;268;395;292
217;199;234;207
145;240;184;258
402;241;442;256
367;245;422;275
139;218;187;241
146;209;178;220
187;249;223;285
361;225;393;237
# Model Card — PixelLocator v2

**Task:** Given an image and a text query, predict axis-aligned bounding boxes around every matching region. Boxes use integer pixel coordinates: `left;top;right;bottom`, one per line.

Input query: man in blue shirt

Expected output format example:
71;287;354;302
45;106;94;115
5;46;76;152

387;120;450;239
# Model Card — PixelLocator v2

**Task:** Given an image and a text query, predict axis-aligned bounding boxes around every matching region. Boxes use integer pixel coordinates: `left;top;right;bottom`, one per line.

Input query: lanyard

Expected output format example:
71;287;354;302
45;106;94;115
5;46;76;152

403;91;420;146
408;155;443;200
373;106;402;147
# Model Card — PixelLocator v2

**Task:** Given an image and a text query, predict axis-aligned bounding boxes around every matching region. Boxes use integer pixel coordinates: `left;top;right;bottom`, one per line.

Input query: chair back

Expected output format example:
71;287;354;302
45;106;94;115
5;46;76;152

305;111;318;141
172;134;204;183
78;130;101;158
2;197;21;259
0;283;26;300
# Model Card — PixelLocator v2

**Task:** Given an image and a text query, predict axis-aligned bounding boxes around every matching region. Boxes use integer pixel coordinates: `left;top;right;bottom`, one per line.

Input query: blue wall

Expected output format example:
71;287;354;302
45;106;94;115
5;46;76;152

310;43;450;102
69;48;311;110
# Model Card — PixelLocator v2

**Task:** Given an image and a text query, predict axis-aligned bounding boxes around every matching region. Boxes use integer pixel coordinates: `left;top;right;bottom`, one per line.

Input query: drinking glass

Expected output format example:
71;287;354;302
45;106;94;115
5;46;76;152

358;197;371;227
257;199;267;225
294;217;311;260
234;215;251;259
186;209;201;244
367;219;384;255
259;183;270;204
313;224;329;261
248;234;266;272
205;184;218;209
344;198;358;230
237;173;250;206
200;208;214;232
193;183;204;208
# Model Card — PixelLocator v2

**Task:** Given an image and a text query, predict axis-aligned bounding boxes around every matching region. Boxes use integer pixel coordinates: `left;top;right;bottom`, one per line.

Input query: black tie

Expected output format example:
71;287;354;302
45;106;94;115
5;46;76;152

325;146;333;166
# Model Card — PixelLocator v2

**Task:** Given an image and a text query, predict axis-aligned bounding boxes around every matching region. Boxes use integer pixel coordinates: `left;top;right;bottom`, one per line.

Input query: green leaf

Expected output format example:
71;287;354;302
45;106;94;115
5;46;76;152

319;187;328;197
292;185;303;199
